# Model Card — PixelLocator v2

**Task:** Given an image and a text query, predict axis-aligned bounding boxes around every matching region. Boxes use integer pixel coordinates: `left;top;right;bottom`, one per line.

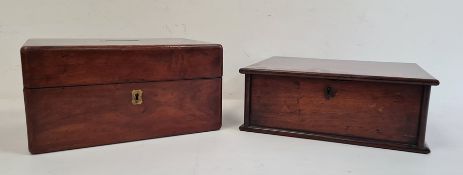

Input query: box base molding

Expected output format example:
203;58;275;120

239;124;430;154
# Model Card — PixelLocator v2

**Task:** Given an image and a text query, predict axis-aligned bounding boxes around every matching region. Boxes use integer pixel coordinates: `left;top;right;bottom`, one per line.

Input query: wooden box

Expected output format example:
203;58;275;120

21;38;222;154
239;57;439;153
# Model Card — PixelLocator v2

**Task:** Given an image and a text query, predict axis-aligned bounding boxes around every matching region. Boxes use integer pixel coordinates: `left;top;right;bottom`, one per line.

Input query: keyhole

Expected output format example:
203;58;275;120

131;89;143;105
324;86;336;100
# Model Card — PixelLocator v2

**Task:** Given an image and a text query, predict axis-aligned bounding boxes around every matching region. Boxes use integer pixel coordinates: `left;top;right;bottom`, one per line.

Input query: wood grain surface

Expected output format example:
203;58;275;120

249;75;422;144
21;38;223;154
240;57;439;86
24;78;222;154
21;39;222;88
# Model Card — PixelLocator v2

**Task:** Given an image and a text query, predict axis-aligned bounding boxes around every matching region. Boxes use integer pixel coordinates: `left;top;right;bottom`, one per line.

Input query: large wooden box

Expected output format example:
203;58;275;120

21;38;222;154
239;57;439;153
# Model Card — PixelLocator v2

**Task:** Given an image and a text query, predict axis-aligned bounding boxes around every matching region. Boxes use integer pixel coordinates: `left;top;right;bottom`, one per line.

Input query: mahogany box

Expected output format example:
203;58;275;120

239;57;439;153
21;38;222;154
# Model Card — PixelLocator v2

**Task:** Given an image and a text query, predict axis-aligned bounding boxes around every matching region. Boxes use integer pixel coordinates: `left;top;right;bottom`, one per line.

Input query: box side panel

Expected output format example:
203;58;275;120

25;78;221;154
249;75;422;144
243;74;252;126
21;45;222;88
417;85;431;149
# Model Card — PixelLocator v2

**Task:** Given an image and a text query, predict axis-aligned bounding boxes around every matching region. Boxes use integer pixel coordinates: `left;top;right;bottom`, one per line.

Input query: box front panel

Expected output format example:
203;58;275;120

249;75;422;144
24;78;221;154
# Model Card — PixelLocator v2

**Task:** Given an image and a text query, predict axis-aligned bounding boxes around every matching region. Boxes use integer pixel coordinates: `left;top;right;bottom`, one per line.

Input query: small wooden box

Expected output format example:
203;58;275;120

239;57;439;153
21;38;222;154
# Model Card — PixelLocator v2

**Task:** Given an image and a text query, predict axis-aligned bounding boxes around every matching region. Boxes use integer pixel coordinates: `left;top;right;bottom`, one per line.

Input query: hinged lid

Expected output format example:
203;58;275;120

21;38;222;88
240;57;439;86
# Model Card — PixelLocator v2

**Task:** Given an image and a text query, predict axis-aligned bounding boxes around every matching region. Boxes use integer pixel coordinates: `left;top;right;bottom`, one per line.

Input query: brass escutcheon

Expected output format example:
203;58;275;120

131;89;143;105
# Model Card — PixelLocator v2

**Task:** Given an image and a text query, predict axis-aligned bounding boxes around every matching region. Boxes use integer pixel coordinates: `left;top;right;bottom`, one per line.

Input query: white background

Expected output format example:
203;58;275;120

1;0;462;174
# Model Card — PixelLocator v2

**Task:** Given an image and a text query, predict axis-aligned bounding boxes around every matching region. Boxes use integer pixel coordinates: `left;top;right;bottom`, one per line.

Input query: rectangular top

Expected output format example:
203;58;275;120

23;38;214;47
21;38;222;88
240;57;439;85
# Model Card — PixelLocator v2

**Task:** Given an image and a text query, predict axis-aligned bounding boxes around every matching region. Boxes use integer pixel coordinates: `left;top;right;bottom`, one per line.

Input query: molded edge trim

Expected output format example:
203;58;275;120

239;124;430;154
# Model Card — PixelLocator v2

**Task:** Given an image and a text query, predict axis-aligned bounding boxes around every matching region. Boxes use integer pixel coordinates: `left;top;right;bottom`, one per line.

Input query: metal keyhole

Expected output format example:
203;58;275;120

324;86;336;100
131;89;143;105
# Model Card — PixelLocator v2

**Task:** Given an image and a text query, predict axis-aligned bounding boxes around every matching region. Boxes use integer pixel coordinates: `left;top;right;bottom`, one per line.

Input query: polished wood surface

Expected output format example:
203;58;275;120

21;39;222;88
250;75;421;143
240;57;439;85
240;57;439;153
25;78;221;154
21;38;223;154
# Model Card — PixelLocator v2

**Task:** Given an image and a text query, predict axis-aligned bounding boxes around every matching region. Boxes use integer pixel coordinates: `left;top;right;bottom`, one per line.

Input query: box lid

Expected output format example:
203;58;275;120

240;57;439;86
21;38;222;88
22;38;214;47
